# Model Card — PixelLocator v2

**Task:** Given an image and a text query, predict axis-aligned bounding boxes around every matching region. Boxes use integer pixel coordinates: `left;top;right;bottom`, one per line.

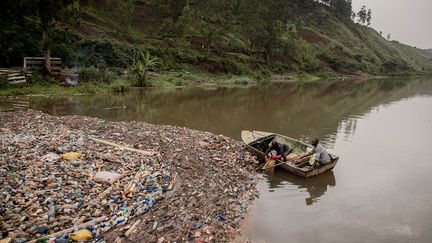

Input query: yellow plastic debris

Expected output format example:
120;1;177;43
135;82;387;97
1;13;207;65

70;229;93;241
0;238;12;243
60;152;81;161
309;154;316;166
262;159;275;170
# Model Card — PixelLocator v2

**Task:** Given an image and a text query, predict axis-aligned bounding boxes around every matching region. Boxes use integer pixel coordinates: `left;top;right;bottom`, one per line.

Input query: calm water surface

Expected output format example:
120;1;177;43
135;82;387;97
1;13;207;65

6;78;432;242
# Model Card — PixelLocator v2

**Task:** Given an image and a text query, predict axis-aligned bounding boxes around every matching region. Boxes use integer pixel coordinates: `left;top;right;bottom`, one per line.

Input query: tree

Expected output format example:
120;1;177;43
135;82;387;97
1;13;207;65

129;50;160;87
357;5;367;25
238;0;286;62
351;11;356;20
331;0;353;21
233;0;244;16
366;9;372;26
0;1;41;66
34;0;76;75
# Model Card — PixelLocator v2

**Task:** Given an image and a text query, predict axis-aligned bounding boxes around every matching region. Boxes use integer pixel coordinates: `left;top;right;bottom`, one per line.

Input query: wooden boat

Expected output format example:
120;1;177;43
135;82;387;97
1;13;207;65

241;130;339;177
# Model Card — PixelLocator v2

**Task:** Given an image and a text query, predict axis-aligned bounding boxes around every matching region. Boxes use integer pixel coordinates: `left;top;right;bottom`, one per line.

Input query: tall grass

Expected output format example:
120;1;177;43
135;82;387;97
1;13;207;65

78;66;116;84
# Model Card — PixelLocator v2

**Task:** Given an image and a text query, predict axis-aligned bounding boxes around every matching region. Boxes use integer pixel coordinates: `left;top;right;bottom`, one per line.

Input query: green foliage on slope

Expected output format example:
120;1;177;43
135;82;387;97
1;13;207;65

1;0;431;77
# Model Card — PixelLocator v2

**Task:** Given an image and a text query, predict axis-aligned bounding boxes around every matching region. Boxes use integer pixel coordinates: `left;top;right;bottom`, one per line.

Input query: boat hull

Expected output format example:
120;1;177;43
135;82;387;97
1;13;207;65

241;130;338;178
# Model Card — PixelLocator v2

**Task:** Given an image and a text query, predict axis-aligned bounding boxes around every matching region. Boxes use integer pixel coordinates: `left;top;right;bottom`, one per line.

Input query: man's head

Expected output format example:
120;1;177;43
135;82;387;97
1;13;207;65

270;139;278;148
311;138;319;147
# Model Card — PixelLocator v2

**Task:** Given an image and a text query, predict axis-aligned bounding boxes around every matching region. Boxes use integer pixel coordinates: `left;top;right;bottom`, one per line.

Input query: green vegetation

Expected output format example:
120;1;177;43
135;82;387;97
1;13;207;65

149;71;262;87
0;76;9;89
78;66;116;83
109;79;131;92
0;83;108;96
0;72;262;96
1;0;431;94
128;50;161;86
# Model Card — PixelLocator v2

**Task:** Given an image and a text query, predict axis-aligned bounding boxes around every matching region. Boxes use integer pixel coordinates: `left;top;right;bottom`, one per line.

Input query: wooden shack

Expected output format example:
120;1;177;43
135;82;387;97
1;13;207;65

0;68;27;85
0;57;62;85
23;57;62;75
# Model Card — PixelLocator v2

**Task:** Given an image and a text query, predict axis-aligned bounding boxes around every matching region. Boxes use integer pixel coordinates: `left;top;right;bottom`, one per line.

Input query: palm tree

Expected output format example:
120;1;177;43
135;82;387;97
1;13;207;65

129;50;160;86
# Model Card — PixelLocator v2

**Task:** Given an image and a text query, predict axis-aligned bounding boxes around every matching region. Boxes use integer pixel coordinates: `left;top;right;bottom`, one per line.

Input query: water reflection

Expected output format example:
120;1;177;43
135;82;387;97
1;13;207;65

13;78;432;143
266;169;336;205
302;171;336;205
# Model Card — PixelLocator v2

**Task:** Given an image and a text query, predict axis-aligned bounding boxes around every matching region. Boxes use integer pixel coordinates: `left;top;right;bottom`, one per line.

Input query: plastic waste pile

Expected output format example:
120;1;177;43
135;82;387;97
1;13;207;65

0;110;259;242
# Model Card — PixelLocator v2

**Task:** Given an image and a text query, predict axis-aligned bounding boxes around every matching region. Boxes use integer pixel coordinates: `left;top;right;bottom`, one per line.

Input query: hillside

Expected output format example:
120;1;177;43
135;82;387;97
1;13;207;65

1;0;432;78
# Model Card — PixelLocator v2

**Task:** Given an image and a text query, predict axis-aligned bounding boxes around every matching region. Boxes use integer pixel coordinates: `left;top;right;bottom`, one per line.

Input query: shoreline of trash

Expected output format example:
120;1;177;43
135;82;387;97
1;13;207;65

0;110;260;243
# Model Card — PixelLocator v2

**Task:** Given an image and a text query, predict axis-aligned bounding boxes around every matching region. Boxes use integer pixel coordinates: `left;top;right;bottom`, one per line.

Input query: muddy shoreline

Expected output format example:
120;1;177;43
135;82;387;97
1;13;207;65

0;110;260;242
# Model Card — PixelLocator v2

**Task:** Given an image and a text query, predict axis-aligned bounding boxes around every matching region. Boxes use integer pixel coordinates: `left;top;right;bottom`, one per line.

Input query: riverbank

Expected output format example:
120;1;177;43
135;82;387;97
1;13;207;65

0;70;266;97
0;110;260;242
2;69;429;98
0;70;364;97
0;83;117;97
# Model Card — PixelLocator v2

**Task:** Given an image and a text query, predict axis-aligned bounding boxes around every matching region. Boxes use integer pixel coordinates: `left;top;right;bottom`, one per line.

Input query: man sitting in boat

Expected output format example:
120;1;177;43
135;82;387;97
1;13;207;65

265;140;293;162
296;138;331;166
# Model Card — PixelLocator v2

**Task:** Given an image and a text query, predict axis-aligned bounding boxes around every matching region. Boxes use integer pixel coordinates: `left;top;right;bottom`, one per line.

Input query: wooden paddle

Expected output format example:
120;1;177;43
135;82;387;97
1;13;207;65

264;155;313;170
264;160;288;170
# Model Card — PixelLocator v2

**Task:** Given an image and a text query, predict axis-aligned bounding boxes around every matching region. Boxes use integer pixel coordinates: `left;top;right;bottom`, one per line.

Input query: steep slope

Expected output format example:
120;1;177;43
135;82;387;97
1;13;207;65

2;1;431;77
68;1;431;76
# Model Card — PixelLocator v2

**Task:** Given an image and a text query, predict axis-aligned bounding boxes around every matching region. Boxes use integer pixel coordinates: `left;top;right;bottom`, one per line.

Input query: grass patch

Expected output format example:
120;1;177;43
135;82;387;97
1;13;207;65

148;71;261;87
79;66;116;84
0;83;112;96
225;76;256;85
317;71;340;79
295;72;320;82
109;79;131;92
149;71;217;87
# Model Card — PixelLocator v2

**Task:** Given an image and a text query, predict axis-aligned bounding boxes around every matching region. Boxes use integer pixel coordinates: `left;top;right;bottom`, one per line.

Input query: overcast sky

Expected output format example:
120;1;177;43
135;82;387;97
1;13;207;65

352;0;432;49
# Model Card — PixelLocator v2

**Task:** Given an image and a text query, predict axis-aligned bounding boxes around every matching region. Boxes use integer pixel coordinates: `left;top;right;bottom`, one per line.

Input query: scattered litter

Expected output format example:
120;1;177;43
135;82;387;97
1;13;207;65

0;110;260;242
41;153;60;162
94;171;121;185
70;229;93;241
60;152;81;161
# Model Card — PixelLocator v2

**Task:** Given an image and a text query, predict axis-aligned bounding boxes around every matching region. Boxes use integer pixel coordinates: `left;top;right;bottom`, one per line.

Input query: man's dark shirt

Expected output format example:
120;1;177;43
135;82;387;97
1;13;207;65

265;142;290;156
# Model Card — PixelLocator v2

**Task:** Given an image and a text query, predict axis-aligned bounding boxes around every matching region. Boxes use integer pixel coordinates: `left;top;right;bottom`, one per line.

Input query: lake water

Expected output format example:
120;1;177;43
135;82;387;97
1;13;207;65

4;78;432;242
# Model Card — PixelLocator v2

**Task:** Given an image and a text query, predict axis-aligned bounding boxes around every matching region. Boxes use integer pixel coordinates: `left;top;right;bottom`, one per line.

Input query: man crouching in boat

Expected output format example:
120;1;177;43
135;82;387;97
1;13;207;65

296;138;331;166
265;140;293;162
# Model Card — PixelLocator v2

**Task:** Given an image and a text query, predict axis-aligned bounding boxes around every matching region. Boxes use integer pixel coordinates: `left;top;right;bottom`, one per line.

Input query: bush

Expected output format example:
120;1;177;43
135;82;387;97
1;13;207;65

283;37;320;71
260;68;273;77
175;50;199;64
27;73;58;85
0;76;9;88
50;27;80;66
229;76;254;85
174;80;183;86
110;79;130;92
318;71;339;79
222;59;248;75
71;38;132;68
257;78;270;86
78;67;116;84
130;75;151;87
382;59;411;74
74;83;103;94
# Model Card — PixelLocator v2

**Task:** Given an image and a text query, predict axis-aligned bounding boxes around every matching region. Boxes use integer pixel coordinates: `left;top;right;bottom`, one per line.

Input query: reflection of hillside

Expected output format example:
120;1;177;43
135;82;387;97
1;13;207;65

28;78;432;141
267;169;336;206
